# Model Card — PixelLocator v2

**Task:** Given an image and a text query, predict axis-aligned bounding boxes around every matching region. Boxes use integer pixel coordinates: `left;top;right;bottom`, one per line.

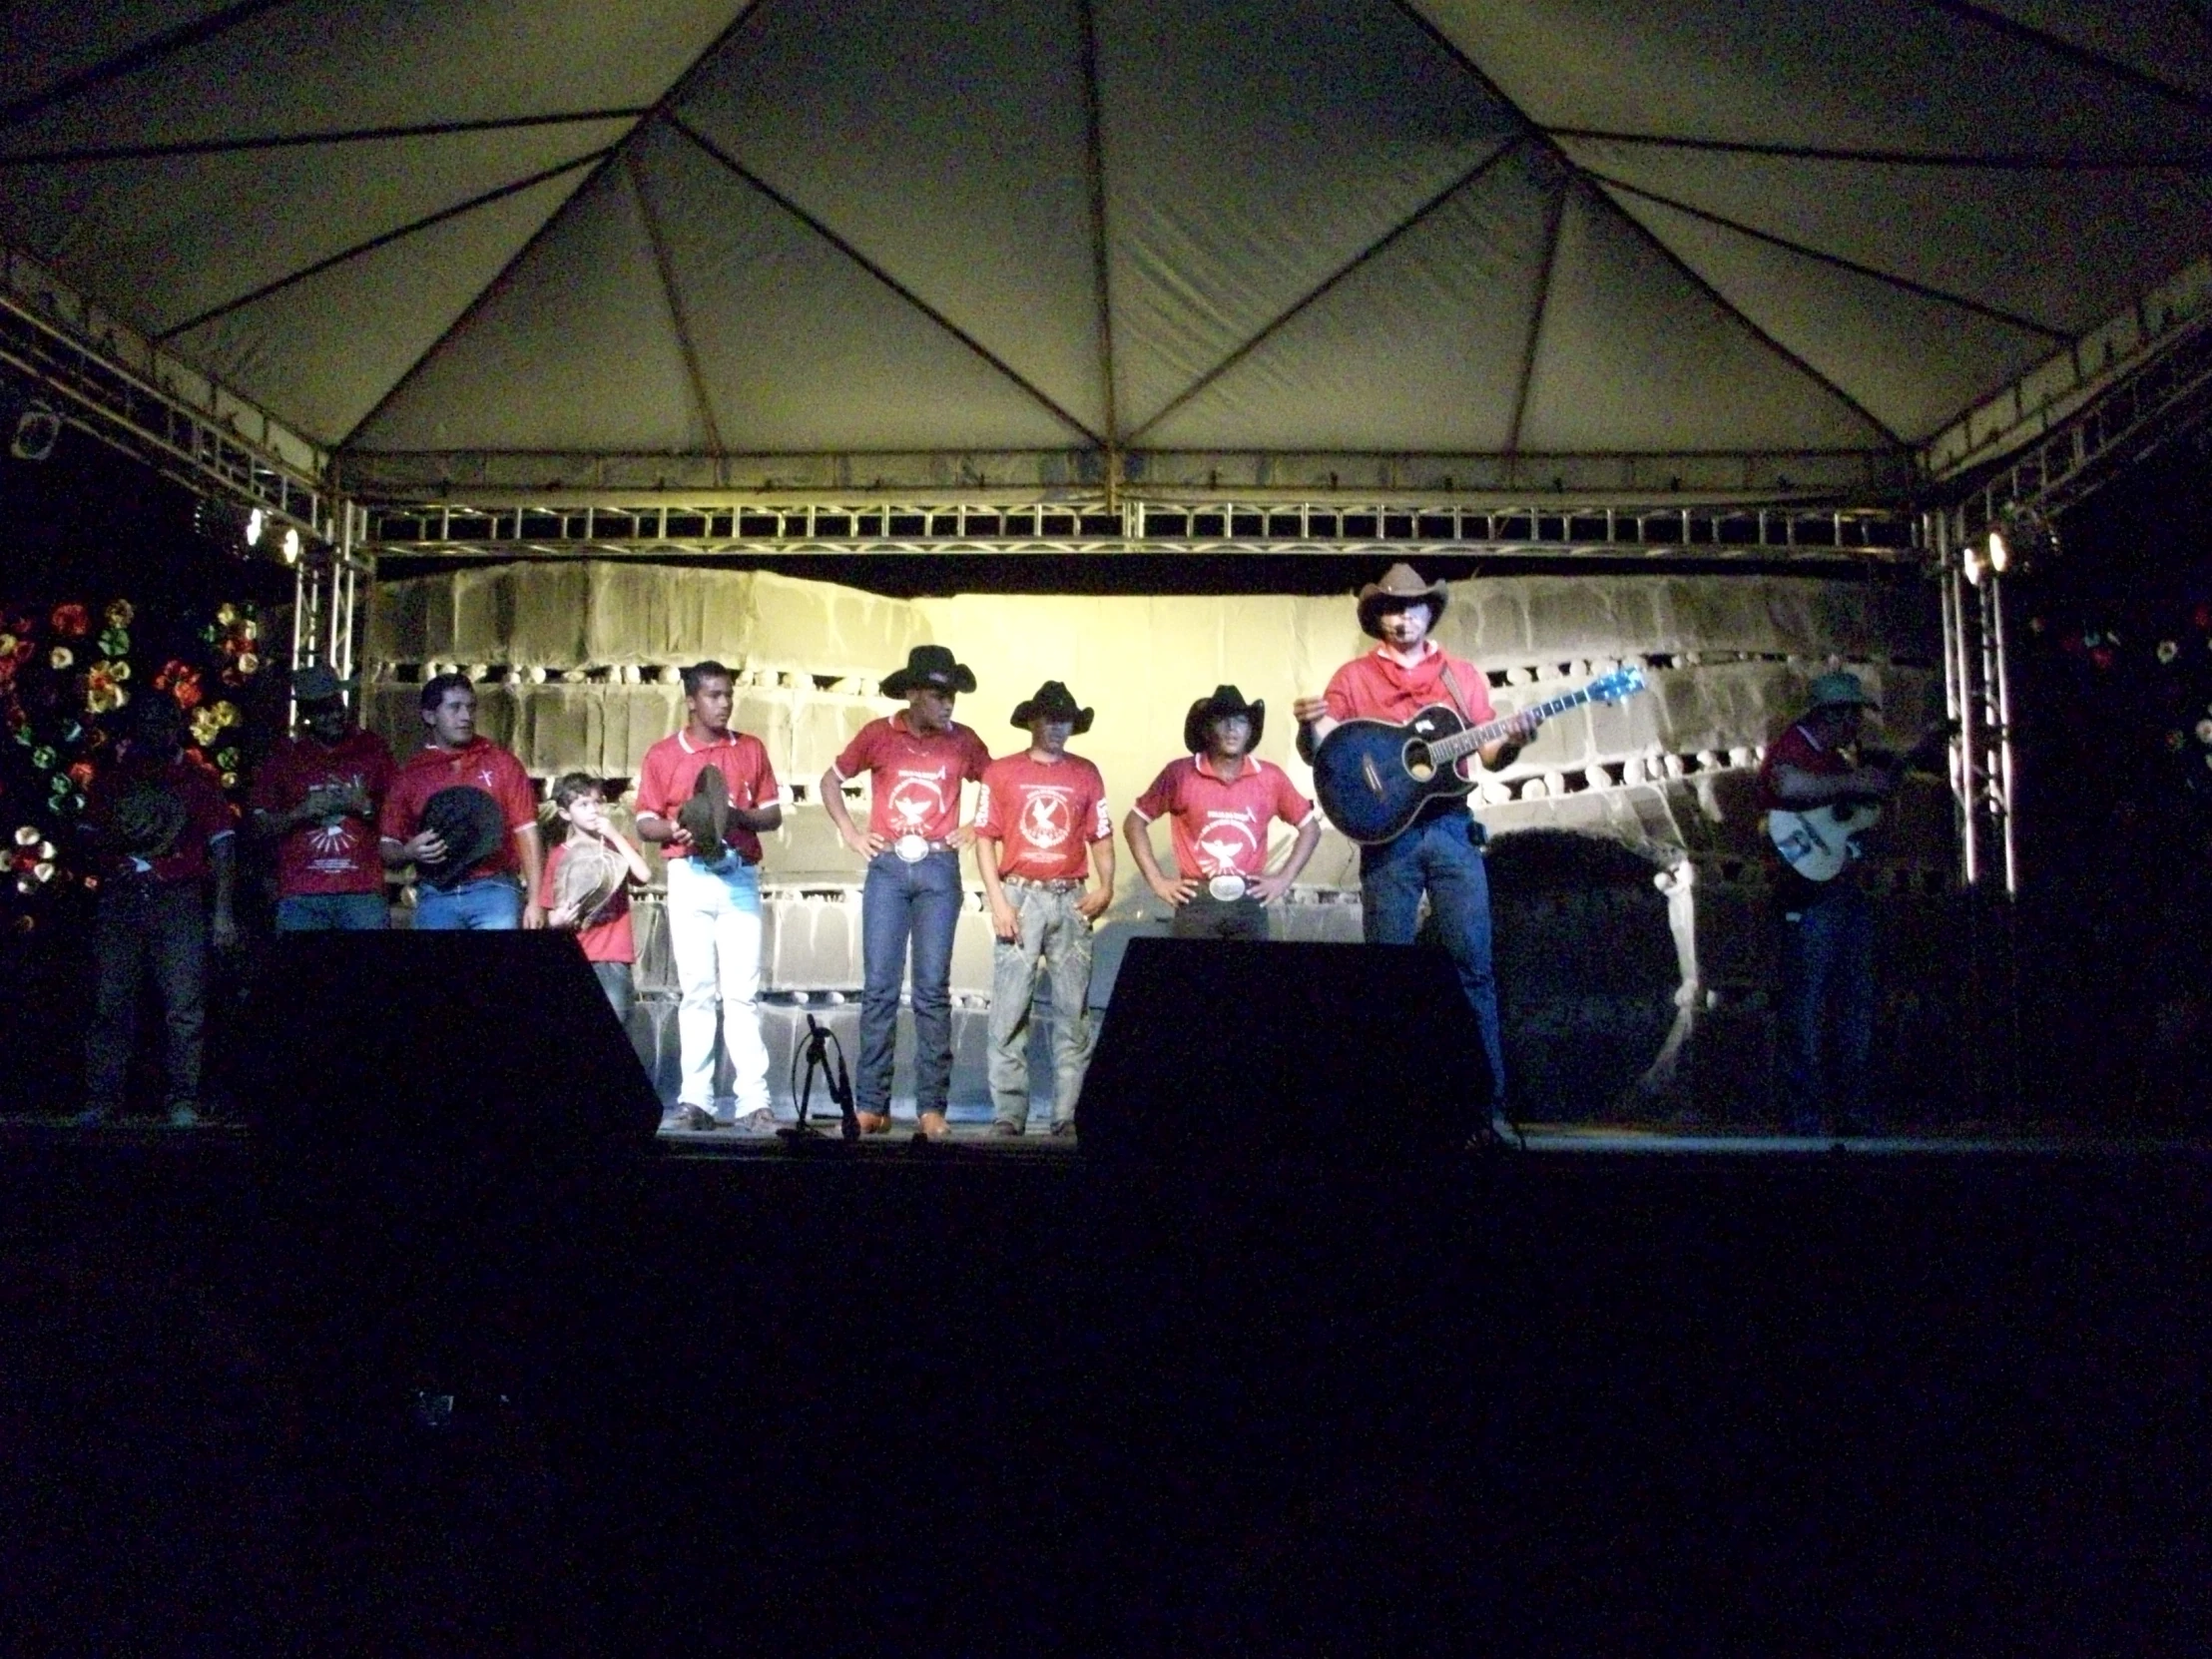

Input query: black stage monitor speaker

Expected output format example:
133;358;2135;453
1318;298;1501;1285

1078;938;1488;1161
241;930;663;1156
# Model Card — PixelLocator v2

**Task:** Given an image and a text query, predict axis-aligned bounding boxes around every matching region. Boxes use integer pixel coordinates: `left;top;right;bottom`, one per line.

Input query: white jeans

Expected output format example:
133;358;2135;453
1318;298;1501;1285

665;854;769;1115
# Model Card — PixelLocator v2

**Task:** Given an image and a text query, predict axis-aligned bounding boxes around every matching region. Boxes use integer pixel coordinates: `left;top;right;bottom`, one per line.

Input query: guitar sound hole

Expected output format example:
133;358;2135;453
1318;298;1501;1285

1403;741;1435;784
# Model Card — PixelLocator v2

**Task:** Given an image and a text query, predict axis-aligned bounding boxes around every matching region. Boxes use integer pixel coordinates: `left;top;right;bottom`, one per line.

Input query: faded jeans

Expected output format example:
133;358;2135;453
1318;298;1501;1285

1361;811;1507;1111
859;848;962;1118
85;876;208;1115
665;853;768;1115
987;882;1096;1129
1778;887;1875;1132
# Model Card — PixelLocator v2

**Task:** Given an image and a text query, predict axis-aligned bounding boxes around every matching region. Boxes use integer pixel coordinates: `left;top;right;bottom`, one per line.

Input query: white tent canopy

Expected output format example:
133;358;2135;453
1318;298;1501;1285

4;0;2209;500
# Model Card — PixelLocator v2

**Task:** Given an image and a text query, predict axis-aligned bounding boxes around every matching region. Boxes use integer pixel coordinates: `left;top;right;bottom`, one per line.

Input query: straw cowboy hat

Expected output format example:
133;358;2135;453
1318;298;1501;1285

1184;685;1266;755
1356;563;1451;639
1009;680;1094;735
880;644;976;697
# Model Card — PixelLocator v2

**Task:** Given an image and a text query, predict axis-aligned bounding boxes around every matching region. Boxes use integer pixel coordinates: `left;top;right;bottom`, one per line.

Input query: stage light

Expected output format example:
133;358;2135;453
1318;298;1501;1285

1987;529;2008;576
8;398;60;463
1962;536;1987;587
245;507;267;548
279;526;301;564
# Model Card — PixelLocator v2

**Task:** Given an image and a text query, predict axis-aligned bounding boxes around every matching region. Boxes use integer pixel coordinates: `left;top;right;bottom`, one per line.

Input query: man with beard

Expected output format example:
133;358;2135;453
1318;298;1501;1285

821;645;991;1141
250;663;393;930
80;696;239;1126
1125;685;1320;942
635;661;783;1134
973;681;1115;1137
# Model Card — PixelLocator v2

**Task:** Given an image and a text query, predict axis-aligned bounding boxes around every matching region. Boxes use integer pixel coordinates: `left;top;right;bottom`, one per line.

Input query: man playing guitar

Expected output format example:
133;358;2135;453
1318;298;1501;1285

1757;670;1898;1137
1294;565;1537;1126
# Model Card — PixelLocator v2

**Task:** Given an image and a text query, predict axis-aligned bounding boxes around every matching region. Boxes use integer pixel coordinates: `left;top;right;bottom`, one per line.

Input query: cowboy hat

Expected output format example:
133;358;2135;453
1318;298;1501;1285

1184;685;1266;755
111;778;188;860
676;764;734;858
415;786;506;889
291;663;351;704
1808;670;1877;711
1010;680;1094;735
551;835;627;929
880;644;976;698
1356;563;1450;639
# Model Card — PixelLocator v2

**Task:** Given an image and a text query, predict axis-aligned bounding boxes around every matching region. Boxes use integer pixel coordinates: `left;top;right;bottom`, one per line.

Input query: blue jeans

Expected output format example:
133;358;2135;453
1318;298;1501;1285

1361;811;1506;1110
276;892;389;931
859;848;962;1118
414;874;522;930
85;876;208;1115
1779;888;1875;1132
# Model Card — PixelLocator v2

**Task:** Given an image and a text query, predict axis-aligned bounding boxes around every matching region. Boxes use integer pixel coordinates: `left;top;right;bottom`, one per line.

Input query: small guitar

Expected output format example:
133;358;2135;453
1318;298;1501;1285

1765;732;1948;881
1313;666;1649;844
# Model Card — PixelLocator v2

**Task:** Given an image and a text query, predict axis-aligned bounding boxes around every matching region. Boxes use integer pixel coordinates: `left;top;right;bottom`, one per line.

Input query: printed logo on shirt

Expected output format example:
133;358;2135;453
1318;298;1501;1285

1017;786;1075;850
886;767;950;831
1193;808;1261;875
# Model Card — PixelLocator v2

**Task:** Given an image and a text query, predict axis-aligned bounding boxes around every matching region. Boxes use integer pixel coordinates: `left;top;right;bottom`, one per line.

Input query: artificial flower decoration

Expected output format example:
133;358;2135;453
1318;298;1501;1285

2196;720;2212;746
103;600;133;629
190;707;224;747
49;603;89;637
48;646;72;672
12;825;36;847
98;626;129;658
237;653;259;676
2159;640;2180;664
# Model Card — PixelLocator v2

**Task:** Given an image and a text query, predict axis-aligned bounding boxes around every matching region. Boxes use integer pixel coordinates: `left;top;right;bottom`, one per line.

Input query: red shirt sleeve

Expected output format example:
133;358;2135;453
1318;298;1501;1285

1133;762;1181;822
538;840;562;908
378;765;416;841
831;721;879;782
634;741;674;821
1082;762;1111;841
1271;764;1316;828
181;767;235;847
493;747;538;833
974;761;1005;837
1322;660;1361;724
745;738;782;808
960;728;991;783
247;742;293;816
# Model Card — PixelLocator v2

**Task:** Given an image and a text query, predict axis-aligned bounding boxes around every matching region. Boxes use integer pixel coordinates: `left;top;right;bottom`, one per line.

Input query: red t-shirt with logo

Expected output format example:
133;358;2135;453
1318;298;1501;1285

1325;642;1496;781
1132;754;1315;879
91;754;236;884
1758;720;1861;906
378;737;537;881
249;727;394;896
536;839;636;963
831;714;991;842
635;728;782;864
975;751;1111;880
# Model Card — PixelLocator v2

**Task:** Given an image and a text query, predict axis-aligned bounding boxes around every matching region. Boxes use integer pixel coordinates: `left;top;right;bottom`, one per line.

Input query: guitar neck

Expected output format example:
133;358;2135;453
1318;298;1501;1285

1426;686;1589;764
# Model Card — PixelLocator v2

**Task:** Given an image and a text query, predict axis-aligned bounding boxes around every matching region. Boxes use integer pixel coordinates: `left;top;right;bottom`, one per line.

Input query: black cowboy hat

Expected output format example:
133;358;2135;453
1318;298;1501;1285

676;764;733;855
415;786;506;889
1010;680;1094;735
880;644;976;698
1184;685;1266;755
1355;562;1451;639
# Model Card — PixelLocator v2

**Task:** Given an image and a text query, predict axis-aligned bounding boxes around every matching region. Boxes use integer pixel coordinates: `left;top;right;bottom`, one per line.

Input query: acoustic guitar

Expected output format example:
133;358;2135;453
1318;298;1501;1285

1313;666;1649;844
1764;731;1948;881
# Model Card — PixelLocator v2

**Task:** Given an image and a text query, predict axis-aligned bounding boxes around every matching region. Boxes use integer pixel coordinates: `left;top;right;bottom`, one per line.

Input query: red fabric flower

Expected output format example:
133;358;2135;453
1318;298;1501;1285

49;603;90;637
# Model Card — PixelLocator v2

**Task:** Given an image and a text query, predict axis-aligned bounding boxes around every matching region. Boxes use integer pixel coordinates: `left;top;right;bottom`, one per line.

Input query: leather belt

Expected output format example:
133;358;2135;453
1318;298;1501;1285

1004;875;1085;892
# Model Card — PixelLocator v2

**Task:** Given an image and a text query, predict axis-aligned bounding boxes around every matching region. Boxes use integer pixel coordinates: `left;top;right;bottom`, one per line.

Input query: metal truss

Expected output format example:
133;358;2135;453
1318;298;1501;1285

357;495;1919;564
0;246;333;543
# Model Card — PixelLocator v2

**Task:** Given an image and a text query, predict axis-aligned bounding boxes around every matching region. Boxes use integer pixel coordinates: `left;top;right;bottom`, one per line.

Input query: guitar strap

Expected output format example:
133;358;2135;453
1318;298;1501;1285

1437;661;1474;724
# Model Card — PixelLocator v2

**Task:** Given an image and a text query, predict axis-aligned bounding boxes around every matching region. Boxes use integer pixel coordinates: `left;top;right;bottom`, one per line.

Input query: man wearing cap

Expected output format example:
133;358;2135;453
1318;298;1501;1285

1293;566;1535;1119
250;663;393;930
79;696;240;1126
1757;670;1897;1135
821;645;992;1140
974;681;1116;1137
378;672;544;931
635;660;783;1134
1125;685;1322;942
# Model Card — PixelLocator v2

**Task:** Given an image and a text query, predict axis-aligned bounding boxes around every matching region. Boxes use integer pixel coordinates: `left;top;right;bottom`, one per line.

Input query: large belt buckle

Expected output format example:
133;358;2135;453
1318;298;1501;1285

894;832;932;864
1207;873;1250;902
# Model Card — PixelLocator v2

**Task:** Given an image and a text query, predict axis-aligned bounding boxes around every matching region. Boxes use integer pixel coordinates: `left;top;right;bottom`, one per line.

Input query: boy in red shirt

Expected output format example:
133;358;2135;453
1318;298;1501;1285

973;681;1116;1137
821;644;991;1140
539;771;653;1023
633;661;784;1133
1293;565;1533;1122
249;663;393;930
378;672;544;930
1125;685;1321;942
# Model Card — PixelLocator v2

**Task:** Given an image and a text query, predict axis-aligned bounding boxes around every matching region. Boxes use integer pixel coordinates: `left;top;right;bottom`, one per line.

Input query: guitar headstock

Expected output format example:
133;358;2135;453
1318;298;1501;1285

1587;664;1649;704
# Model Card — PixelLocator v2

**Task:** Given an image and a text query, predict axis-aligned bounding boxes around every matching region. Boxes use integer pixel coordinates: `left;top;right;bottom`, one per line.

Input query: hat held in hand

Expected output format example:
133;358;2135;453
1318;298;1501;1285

415;786;505;890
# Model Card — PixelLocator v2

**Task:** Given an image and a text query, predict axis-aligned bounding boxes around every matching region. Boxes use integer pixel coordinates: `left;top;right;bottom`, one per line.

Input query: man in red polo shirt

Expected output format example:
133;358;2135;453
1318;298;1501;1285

377;672;543;930
821;644;992;1141
1125;684;1321;942
974;680;1115;1137
634;660;783;1134
80;696;239;1126
1293;565;1534;1122
250;662;393;930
